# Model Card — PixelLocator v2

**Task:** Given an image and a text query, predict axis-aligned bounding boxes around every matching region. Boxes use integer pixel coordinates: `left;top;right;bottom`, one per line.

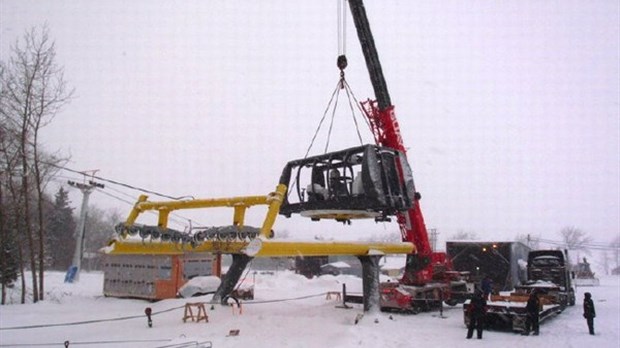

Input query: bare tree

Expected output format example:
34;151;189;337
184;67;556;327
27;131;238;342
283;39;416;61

365;231;401;243
0;80;28;303
450;229;478;241
0;26;73;302
558;226;593;263
611;234;620;270
599;250;610;276
82;207;122;271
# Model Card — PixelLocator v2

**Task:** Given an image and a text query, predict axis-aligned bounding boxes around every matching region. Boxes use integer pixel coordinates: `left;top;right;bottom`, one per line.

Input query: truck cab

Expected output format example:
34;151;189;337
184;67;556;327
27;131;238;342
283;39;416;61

523;250;576;306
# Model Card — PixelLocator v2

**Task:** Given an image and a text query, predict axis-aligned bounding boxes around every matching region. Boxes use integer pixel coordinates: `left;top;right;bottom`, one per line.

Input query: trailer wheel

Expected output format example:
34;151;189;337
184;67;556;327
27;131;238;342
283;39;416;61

569;292;576;306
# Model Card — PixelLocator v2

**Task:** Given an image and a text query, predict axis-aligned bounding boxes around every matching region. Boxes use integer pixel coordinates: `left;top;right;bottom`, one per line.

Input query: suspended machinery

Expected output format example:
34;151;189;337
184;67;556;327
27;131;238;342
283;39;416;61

277;0;472;312
109;0;472;312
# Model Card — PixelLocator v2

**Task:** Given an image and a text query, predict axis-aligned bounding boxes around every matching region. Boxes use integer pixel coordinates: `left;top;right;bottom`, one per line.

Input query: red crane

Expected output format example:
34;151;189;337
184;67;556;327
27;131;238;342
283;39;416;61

348;0;470;311
278;0;473;312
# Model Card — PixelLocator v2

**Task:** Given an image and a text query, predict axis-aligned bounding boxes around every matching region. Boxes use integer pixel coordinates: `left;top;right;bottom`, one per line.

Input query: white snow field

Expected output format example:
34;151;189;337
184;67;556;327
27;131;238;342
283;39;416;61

0;271;618;347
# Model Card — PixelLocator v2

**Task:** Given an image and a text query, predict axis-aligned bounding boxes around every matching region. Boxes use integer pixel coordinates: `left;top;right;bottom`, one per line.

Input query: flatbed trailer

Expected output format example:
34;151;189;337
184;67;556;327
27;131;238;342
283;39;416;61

464;294;564;332
464;248;575;333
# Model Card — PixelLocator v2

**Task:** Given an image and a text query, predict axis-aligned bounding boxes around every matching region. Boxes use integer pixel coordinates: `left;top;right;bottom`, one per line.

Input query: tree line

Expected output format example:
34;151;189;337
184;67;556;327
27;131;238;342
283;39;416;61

0;26;118;305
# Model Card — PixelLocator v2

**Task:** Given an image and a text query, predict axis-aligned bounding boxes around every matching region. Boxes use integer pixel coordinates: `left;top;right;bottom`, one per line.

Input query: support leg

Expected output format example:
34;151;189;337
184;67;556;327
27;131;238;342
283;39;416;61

212;254;253;305
358;255;382;312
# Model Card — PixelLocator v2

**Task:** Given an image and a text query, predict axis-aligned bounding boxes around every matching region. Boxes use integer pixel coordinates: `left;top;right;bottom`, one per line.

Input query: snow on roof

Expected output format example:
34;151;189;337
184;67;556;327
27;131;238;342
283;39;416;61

380;256;406;270
321;261;351;269
524;280;559;288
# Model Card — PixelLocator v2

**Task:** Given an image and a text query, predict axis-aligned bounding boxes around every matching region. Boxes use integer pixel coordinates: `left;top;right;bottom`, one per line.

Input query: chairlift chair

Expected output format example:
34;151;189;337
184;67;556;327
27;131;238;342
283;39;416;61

278;144;416;222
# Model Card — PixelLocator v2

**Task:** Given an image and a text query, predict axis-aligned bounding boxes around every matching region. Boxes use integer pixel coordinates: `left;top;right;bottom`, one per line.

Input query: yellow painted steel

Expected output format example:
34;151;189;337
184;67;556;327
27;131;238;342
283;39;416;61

122;185;286;235
106;238;415;257
259;184;286;238
124;195;270;226
110;184;414;258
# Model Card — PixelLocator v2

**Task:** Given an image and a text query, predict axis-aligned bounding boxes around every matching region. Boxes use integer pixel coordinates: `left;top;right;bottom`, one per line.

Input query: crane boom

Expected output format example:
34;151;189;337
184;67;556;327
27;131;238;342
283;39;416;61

347;0;435;284
347;0;391;110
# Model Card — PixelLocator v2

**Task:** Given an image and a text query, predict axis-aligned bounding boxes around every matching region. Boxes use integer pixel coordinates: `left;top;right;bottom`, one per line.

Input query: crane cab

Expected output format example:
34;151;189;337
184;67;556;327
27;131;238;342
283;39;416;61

278;144;416;222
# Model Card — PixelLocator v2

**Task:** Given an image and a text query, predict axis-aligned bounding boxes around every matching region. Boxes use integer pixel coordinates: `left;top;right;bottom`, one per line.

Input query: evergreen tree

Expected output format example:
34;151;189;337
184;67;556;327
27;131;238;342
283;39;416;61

46;187;76;270
0;183;20;304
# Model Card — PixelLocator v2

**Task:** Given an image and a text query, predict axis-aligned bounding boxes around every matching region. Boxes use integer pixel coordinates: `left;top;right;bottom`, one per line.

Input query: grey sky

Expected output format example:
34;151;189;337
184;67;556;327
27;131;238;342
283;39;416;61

1;0;618;246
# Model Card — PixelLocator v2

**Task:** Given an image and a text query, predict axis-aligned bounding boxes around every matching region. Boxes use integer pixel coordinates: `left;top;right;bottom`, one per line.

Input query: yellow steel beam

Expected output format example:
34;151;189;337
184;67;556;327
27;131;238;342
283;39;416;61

105;238;415;257
110;184;414;258
131;195;268;213
123;186;286;235
259;184;286;238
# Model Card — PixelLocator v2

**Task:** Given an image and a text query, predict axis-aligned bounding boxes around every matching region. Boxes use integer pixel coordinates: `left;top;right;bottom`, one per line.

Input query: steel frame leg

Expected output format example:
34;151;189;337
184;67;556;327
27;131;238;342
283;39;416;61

212;254;253;305
358;255;382;312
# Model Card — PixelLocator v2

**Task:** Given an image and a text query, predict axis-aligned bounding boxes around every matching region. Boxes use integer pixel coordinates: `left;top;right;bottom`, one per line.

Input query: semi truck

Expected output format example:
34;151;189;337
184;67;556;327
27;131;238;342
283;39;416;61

464;249;575;332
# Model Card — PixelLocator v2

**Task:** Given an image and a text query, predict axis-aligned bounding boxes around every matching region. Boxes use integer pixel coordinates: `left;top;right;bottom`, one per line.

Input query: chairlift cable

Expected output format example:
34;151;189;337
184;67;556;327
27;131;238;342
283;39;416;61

42;161;182;200
95;188;201;229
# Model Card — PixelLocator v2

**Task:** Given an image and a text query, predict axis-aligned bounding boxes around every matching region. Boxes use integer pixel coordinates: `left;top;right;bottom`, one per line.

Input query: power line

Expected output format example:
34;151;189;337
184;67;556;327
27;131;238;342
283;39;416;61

95;188;200;228
0;292;327;331
49;170;207;229
531;237;620;251
0;304;183;330
104;184;144;201
43;161;184;200
94;187;136;207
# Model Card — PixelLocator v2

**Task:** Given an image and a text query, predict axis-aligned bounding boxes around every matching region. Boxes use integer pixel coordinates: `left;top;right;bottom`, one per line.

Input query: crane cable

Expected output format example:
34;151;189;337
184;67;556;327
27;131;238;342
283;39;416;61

303;0;369;158
304;72;368;158
338;0;347;57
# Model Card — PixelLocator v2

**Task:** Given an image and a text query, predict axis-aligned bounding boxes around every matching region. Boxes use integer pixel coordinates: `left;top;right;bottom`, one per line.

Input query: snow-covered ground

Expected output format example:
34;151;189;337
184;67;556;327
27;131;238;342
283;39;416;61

1;271;618;347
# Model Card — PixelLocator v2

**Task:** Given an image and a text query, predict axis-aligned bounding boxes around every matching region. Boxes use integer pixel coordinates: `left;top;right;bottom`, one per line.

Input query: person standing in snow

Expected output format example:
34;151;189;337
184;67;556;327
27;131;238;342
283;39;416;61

481;275;493;300
583;292;596;335
466;290;487;339
523;292;541;336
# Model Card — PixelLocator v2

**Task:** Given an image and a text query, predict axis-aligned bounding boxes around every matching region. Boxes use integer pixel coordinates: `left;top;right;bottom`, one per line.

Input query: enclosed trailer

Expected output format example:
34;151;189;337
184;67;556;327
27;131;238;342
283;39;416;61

103;253;219;300
446;241;530;291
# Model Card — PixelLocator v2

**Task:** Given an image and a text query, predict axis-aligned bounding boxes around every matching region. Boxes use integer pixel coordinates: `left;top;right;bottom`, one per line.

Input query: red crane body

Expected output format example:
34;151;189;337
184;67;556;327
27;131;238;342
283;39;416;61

349;0;441;286
362;100;436;286
347;1;472;312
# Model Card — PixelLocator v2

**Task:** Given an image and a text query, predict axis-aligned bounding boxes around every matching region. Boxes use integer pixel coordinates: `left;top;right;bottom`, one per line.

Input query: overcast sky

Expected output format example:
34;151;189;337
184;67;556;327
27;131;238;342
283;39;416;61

1;0;618;247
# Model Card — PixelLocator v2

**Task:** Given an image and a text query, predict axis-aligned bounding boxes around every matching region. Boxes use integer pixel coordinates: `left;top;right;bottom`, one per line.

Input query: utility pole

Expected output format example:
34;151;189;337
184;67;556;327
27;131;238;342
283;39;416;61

527;234;531;248
429;228;438;252
65;173;104;283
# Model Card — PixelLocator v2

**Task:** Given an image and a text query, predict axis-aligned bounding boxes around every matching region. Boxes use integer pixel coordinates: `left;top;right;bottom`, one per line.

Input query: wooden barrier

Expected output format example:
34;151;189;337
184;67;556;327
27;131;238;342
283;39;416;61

183;302;209;323
325;291;342;301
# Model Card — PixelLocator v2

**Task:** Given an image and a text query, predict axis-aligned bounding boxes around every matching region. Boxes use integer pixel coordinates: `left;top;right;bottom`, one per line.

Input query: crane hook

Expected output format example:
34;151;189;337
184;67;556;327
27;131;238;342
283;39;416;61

337;55;348;89
337;54;348;71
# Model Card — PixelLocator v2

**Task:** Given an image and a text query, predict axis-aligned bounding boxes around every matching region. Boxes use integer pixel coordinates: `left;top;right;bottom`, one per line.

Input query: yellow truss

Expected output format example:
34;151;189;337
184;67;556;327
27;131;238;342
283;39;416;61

109;184;415;257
